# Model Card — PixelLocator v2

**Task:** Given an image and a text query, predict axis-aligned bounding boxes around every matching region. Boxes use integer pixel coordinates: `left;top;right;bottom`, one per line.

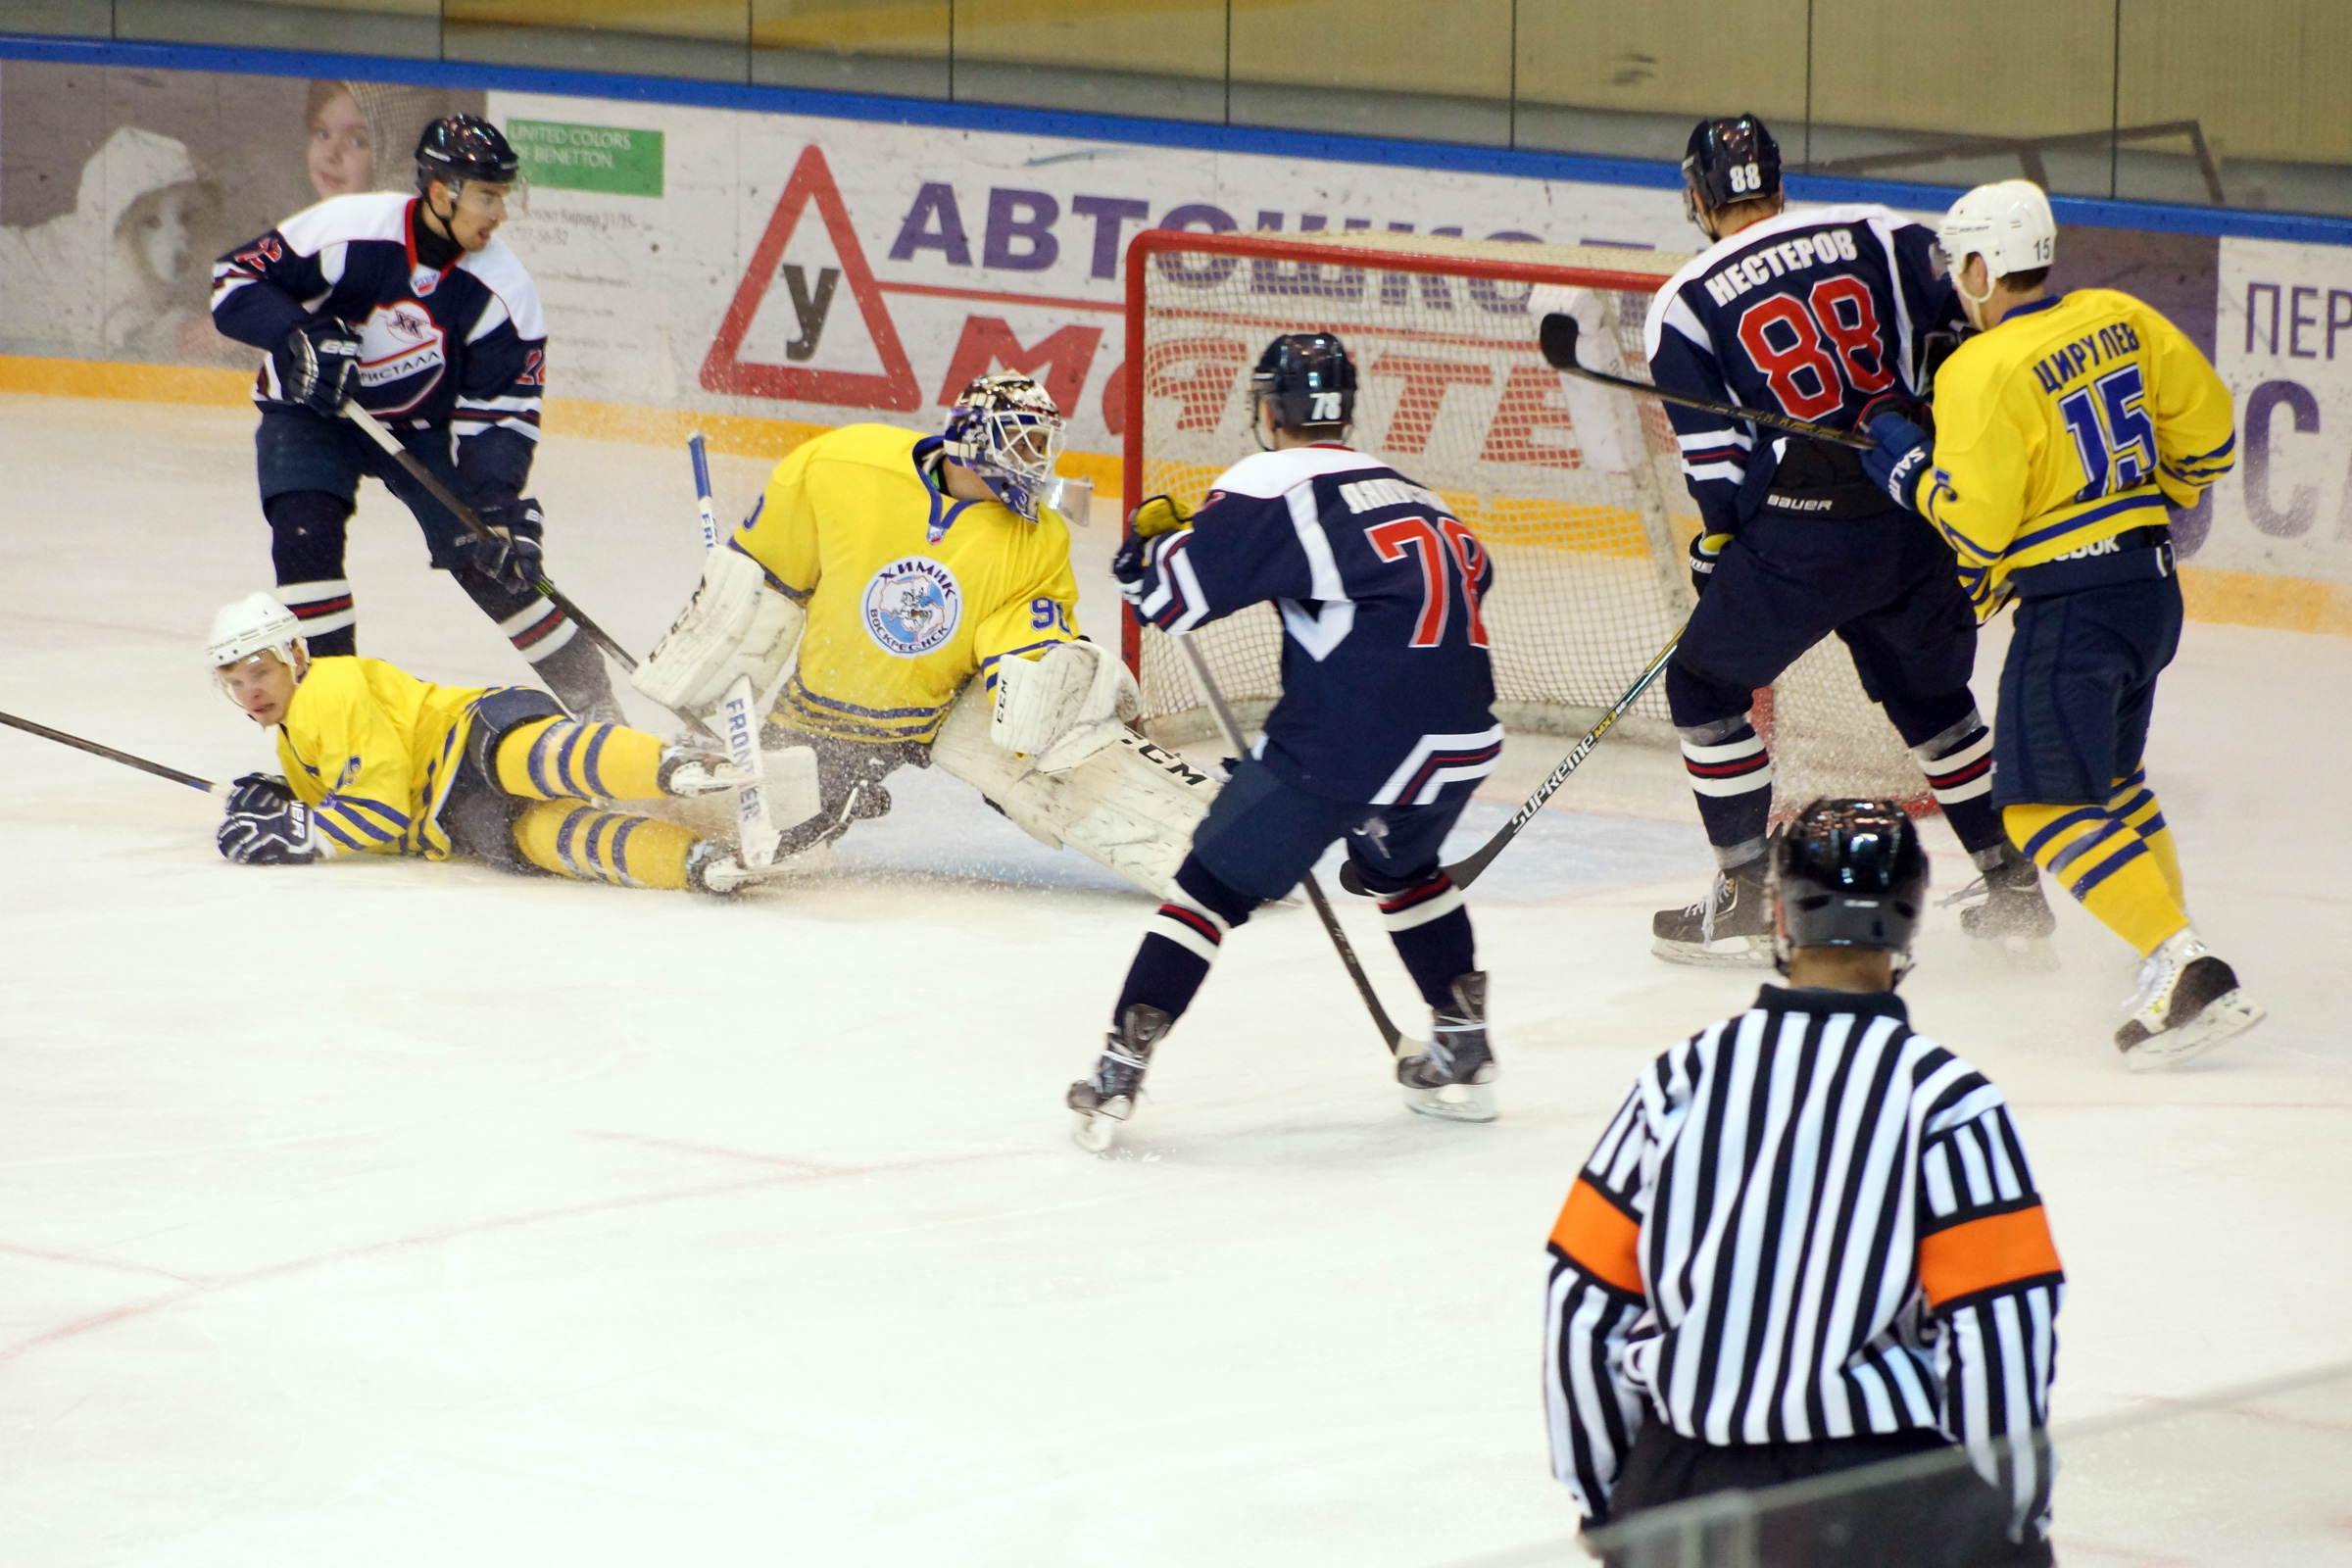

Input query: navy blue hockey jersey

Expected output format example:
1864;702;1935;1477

1642;203;1963;536
1124;444;1499;805
211;192;547;503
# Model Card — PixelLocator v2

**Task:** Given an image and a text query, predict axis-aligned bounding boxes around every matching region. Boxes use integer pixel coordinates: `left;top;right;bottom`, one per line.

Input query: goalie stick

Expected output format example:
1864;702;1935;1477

1174;635;1419;1058
688;435;782;867
1338;629;1683;896
0;710;225;795
1540;312;1876;452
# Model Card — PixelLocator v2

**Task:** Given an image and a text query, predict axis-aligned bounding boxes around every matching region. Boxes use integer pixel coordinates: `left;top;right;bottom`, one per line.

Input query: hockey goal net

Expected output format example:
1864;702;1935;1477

1118;227;1929;814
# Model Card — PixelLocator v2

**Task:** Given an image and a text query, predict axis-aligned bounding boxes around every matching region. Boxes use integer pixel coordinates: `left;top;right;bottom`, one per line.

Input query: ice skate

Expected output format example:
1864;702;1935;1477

657;746;754;799
1652;858;1772;967
1067;1004;1172;1152
1954;847;2059;971
2115;931;2264;1069
683;840;804;896
1397;972;1497;1123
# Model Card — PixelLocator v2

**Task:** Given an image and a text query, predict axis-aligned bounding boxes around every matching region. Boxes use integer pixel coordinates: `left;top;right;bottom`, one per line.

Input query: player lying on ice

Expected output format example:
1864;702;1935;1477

206;592;775;895
1069;333;1505;1152
628;372;1217;896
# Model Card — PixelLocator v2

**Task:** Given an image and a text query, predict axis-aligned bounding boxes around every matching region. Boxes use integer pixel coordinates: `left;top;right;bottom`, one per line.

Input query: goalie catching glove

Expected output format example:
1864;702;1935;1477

632;546;807;713
989;640;1142;772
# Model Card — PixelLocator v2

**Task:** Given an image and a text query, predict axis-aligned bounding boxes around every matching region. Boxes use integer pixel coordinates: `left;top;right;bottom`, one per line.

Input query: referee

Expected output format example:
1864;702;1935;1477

1544;800;2061;1566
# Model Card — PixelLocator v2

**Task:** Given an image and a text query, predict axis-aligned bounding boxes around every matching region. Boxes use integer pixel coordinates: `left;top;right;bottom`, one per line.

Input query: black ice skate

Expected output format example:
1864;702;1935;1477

539;638;625;726
1396;972;1497;1123
1954;846;2059;971
2114;931;2265;1070
1652;858;1772;967
1068;1004;1173;1152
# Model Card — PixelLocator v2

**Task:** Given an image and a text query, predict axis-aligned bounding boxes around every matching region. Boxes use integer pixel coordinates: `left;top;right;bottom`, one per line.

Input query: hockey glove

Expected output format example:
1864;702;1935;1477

218;790;319;865
274;319;363;416
1860;412;1934;514
1687;531;1733;597
224;771;297;815
460;498;548;593
1127;495;1194;539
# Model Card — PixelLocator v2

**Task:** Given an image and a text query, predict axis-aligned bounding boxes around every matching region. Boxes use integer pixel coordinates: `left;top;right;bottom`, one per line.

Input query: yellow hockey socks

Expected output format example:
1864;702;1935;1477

511;802;697;891
2107;768;2184;904
2004;801;2189;958
493;717;665;801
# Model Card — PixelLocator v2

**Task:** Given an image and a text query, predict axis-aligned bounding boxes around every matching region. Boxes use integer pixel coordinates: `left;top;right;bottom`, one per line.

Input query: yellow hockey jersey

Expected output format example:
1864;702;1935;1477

273;656;485;858
1923;288;2236;615
733;423;1082;745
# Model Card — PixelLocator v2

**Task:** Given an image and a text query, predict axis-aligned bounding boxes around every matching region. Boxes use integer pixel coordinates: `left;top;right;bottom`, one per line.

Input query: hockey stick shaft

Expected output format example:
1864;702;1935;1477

1539;313;1876;451
1175;634;1409;1056
340;403;647;673
0;710;222;795
1443;630;1683;890
689;431;720;552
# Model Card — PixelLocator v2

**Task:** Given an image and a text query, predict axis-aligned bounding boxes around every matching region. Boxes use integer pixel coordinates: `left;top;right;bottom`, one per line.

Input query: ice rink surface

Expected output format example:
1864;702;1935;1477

2;394;2348;1565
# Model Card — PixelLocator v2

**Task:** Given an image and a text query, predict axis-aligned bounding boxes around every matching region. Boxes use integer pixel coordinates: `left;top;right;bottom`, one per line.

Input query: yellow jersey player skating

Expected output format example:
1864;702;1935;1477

206;593;775;895
1861;181;2262;1067
630;373;1217;898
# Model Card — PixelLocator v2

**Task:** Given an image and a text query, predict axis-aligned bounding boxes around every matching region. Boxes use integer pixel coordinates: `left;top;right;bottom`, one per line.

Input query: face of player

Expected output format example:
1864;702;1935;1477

219;650;303;727
308;91;372;198
428;179;511;252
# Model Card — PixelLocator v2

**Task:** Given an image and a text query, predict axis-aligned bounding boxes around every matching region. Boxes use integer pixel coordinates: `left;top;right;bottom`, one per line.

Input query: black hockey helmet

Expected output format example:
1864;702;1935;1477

1772;799;1931;976
1251;332;1356;442
1683;114;1782;220
416;115;519;193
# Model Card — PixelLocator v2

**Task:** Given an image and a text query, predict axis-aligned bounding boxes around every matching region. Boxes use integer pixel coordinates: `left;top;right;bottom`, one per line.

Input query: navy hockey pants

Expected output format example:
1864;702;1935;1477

1190;756;1469;903
1990;573;2181;808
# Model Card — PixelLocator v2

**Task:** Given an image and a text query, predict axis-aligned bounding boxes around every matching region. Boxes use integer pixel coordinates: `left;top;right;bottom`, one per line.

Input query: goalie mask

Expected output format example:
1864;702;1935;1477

942;372;1066;523
1771;798;1931;982
206;592;306;701
1683;114;1782;230
1250;332;1357;446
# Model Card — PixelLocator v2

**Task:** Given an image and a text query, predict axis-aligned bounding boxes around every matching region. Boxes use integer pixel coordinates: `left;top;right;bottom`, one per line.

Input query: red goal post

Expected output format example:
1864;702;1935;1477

1115;225;1933;814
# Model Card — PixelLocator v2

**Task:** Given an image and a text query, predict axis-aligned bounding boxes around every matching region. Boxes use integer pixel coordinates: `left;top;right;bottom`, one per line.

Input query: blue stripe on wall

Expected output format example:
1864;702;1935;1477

6;29;2349;247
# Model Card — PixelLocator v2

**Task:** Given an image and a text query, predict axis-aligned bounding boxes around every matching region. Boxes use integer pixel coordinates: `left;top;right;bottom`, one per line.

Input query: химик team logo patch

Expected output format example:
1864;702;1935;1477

862;556;962;658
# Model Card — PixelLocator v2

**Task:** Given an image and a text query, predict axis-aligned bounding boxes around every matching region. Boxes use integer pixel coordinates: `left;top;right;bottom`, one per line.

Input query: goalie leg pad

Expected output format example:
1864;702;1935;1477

930;682;1216;899
632;547;807;712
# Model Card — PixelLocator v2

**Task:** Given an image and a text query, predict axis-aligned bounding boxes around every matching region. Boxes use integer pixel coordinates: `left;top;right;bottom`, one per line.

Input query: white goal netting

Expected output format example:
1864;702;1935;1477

1121;228;1928;814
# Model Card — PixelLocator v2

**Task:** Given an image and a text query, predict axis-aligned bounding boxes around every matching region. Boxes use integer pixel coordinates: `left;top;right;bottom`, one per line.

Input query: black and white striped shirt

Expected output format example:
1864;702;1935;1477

1544;986;2062;1541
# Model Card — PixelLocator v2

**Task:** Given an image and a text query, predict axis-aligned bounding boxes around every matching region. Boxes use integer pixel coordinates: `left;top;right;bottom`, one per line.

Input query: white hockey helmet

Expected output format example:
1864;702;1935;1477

207;592;306;686
1937;180;2056;293
942;371;1066;523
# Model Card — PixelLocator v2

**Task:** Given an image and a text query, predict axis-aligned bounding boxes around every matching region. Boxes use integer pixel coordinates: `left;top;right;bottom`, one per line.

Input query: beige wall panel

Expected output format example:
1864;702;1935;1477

2119;0;2352;166
1513;0;1806;122
951;0;1224;77
1808;0;2113;138
1228;0;1511;100
446;0;748;41
753;0;950;57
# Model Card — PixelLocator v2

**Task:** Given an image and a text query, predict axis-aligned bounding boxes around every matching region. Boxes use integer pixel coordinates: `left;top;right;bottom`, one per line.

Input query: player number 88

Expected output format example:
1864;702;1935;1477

1728;163;1761;194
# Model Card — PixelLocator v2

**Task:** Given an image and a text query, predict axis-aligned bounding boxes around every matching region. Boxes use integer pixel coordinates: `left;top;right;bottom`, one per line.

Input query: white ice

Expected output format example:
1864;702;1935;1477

1;393;2347;1566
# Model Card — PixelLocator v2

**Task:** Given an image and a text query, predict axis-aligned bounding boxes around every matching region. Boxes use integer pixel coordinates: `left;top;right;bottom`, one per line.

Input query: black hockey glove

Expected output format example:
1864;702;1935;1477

218;791;319;865
274;319;363;416
1687;531;1733;598
224;771;297;815
1860;412;1934;514
460;498;548;593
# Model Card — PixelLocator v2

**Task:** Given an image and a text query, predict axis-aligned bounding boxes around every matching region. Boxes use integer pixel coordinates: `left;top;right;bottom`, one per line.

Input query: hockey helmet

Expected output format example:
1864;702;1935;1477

207;593;306;698
1250;332;1356;444
942;372;1066;523
1771;798;1931;978
416;115;520;194
1682;115;1782;226
1937;180;2055;296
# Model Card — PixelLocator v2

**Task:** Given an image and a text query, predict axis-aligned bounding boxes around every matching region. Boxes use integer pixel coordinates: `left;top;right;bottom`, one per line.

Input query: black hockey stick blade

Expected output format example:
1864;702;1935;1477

339;403;669;689
1539;312;1876;452
0;710;220;794
1175;634;1412;1055
1339;628;1683;897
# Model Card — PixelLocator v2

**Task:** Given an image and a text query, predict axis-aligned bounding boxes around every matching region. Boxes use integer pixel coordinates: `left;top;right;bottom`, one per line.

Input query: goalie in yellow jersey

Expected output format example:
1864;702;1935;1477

629;373;1218;898
206;592;776;895
1859;180;2262;1068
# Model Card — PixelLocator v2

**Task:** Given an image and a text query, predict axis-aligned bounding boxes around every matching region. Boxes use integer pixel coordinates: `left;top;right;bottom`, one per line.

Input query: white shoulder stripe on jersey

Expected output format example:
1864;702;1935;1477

273;192;411;256
1283;484;1348;602
459;238;549;340
1207;442;1385;499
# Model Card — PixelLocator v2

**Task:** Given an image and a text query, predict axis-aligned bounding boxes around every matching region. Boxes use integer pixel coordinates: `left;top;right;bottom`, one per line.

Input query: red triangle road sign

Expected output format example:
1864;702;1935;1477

700;143;922;411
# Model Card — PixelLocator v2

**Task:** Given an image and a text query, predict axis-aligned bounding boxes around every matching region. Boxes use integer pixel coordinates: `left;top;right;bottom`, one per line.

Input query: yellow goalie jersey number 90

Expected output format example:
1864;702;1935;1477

732;423;1083;746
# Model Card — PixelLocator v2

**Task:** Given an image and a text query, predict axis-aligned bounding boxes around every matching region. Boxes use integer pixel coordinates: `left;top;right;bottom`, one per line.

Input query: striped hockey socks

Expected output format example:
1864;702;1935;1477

1112;856;1257;1026
1678;714;1773;867
2005;787;2190;957
494;718;666;801
511;803;699;891
1376;871;1476;1009
1909;710;2009;864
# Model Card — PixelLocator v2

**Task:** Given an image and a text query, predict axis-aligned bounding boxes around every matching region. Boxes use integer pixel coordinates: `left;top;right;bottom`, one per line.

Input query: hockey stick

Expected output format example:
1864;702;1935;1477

1540;313;1876;452
689;431;722;552
0;710;225;796
1175;635;1415;1057
339;403;656;677
1338;629;1684;897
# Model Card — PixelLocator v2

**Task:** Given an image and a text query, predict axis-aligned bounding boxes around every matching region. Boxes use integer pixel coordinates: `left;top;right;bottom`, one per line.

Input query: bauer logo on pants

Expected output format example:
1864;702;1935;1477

862;557;962;658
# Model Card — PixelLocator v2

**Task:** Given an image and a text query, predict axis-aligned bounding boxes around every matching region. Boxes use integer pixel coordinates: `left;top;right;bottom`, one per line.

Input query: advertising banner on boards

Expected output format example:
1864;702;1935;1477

1;56;2346;616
